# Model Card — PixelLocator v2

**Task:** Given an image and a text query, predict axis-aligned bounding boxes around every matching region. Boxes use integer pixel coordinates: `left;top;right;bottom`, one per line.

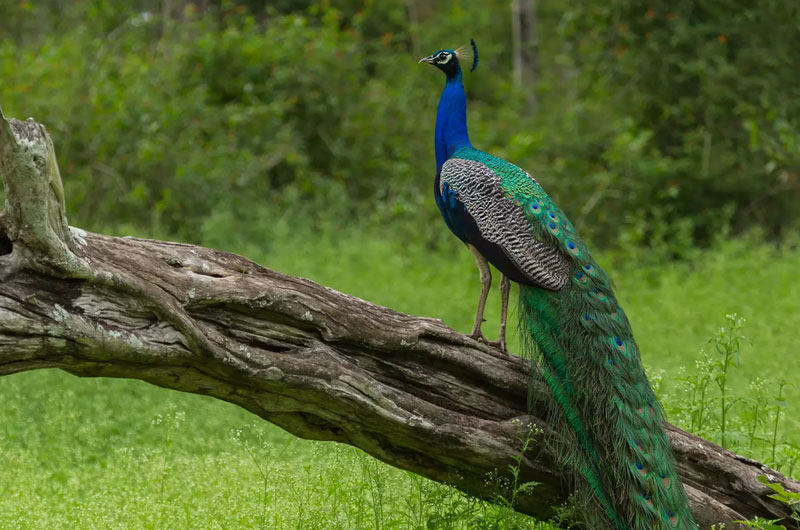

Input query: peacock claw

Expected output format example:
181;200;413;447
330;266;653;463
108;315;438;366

468;331;489;345
468;332;507;353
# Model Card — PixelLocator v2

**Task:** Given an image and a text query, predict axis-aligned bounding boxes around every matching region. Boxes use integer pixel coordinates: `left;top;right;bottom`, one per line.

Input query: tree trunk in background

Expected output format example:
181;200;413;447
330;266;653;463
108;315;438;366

1;107;798;529
512;0;538;113
404;0;421;54
406;0;438;21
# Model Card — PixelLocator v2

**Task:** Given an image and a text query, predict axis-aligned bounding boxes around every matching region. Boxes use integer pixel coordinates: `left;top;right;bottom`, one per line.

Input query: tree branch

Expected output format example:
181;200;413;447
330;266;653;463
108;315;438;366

0;108;797;529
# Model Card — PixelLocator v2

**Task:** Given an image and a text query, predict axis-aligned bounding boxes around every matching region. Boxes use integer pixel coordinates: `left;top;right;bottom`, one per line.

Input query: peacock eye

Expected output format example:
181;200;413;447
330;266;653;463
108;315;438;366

435;52;452;65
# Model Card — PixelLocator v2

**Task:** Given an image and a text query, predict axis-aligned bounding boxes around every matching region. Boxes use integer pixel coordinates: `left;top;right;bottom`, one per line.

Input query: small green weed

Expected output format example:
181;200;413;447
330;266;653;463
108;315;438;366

232;425;280;530
663;313;798;476
742;378;772;452
480;420;545;529
735;476;800;529
771;381;790;464
735;517;786;530
676;356;714;436
710;313;747;449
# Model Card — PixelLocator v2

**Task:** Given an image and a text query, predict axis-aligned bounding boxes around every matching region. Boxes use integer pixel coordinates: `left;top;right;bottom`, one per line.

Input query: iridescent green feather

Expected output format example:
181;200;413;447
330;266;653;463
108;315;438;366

453;147;696;530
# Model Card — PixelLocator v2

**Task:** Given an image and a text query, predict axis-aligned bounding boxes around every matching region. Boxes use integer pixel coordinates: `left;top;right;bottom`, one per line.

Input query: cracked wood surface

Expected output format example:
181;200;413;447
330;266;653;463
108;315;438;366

1;107;798;529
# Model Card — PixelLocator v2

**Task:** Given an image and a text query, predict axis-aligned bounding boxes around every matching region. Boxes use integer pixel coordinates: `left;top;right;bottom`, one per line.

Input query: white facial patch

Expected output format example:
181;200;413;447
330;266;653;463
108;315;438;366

436;53;452;65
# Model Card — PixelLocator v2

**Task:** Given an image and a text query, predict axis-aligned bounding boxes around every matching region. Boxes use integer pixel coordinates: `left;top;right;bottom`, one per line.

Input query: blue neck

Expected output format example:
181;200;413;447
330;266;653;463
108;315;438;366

434;74;472;173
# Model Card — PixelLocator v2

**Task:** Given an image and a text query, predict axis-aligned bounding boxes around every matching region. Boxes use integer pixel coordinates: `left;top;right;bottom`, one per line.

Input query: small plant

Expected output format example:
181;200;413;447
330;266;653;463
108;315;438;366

677;355;715;435
669;314;800;477
481;419;543;528
500;421;542;510
742;378;773;453
775;443;800;478
759;475;800;525
231;425;275;530
734;517;786;530
548;501;581;530
735;476;800;529
771;380;789;464
709;313;747;448
357;451;388;530
152;404;185;527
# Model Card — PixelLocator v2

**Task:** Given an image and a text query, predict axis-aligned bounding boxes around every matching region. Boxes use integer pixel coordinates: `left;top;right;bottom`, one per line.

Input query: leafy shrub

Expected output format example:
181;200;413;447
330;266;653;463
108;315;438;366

1;1;798;253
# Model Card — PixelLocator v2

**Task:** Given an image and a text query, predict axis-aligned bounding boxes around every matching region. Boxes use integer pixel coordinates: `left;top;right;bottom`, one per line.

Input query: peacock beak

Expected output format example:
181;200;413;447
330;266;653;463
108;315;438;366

418;55;436;64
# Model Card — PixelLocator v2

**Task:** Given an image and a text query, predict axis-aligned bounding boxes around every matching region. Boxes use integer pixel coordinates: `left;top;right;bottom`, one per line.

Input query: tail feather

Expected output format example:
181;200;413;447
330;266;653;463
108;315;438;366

519;282;695;529
517;200;696;530
520;295;626;530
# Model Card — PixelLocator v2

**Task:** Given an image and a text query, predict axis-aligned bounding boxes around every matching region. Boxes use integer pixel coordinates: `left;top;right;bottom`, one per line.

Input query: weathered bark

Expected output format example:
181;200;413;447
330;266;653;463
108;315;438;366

0;108;797;529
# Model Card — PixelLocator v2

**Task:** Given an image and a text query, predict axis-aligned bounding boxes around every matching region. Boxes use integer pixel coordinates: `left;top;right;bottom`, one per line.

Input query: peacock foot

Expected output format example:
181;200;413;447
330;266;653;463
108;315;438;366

468;331;489;345
469;331;507;352
488;338;507;353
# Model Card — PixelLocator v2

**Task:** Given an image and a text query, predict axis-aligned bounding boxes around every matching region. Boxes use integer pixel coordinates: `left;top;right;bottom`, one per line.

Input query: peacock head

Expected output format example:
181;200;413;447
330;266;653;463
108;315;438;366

418;39;479;79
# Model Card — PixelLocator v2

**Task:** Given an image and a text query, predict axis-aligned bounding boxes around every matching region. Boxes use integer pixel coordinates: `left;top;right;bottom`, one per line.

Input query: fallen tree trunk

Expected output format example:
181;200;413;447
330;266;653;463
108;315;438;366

0;107;797;529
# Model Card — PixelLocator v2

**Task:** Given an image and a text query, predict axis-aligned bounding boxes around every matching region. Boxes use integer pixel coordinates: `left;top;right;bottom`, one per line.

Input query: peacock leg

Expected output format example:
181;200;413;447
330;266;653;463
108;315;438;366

489;274;510;352
467;244;491;343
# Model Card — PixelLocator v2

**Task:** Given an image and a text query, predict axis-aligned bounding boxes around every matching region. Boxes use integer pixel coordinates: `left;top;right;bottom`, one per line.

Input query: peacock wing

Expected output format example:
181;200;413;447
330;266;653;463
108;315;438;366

440;155;571;290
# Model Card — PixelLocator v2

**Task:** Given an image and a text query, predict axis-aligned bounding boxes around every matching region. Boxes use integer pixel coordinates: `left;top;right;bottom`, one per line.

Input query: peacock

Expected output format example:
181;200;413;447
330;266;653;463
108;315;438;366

419;40;697;530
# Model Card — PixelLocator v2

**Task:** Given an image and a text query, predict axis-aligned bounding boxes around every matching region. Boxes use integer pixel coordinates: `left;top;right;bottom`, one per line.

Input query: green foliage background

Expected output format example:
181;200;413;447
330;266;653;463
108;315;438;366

2;0;798;253
1;1;799;528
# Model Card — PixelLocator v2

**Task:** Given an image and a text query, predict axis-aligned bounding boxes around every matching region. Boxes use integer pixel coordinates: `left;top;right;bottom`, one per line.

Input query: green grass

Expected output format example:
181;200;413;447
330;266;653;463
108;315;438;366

1;228;798;529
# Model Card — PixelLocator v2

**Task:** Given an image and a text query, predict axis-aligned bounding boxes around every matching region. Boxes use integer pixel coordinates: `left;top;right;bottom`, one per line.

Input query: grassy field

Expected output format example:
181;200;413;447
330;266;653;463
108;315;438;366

1;230;798;529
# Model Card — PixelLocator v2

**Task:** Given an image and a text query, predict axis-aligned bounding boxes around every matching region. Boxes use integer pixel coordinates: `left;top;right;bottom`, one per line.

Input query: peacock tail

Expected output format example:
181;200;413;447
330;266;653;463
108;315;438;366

451;146;696;530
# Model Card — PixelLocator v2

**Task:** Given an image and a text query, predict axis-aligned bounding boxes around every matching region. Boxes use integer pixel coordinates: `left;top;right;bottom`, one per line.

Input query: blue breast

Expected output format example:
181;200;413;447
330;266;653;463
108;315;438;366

434;172;469;243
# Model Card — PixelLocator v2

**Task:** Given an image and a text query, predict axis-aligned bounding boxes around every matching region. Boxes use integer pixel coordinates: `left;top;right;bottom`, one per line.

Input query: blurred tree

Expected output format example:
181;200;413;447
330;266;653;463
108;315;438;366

555;0;800;244
511;0;537;113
